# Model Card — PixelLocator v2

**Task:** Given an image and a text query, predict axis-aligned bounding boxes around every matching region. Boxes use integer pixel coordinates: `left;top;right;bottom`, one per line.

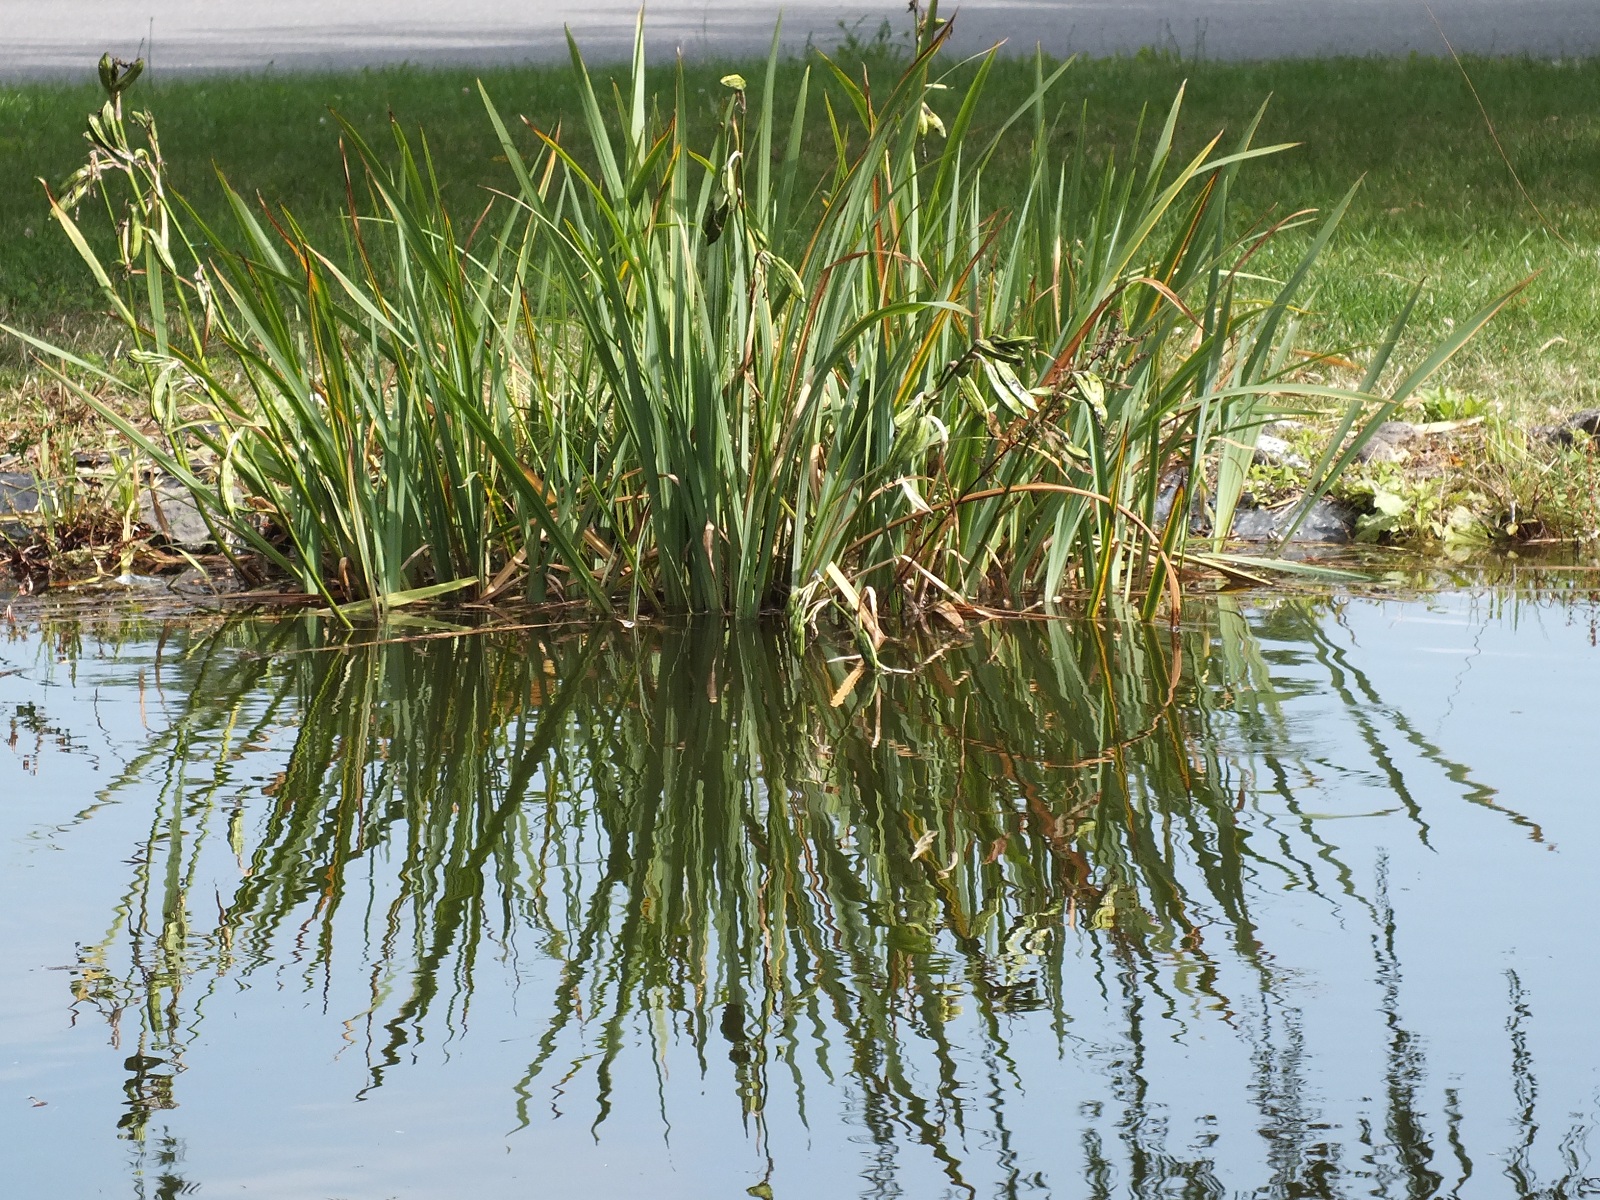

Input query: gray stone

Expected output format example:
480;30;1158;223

1229;497;1357;544
0;472;44;515
1355;422;1418;464
138;482;219;551
1539;409;1600;447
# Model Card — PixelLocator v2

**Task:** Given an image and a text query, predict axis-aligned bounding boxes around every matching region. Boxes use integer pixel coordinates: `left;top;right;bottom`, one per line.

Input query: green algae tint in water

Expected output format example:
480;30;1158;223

1;593;1598;1199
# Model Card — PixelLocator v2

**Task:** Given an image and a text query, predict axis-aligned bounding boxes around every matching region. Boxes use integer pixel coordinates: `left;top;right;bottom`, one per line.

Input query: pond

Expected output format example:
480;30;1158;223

1;582;1597;1198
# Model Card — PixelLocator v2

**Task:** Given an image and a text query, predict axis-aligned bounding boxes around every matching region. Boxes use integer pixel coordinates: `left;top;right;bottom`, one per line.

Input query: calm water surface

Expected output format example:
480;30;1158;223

1;588;1597;1198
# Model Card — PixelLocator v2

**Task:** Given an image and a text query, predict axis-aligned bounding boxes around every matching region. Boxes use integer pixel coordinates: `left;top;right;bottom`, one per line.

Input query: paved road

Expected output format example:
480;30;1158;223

1;0;1596;77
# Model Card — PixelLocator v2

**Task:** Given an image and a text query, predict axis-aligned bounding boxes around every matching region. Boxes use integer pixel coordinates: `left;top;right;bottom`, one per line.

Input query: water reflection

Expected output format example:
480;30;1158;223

5;596;1598;1197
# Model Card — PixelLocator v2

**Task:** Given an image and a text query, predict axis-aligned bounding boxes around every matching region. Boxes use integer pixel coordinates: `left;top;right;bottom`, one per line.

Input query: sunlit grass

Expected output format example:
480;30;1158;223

1;49;1591;414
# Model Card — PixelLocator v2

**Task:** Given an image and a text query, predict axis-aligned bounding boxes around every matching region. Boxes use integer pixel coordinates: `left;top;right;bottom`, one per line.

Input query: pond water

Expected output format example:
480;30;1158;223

1;584;1598;1198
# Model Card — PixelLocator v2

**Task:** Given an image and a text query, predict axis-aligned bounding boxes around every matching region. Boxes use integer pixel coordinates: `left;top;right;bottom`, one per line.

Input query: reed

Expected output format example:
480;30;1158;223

9;9;1521;625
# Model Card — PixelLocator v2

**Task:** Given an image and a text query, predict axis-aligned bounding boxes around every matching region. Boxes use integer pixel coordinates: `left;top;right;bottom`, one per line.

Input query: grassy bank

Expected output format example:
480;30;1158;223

3;51;1595;408
1;24;1595;611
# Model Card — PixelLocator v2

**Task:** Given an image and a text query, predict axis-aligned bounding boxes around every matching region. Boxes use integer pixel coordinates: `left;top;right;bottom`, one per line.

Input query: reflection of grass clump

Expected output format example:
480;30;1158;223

66;611;1282;1163
52;597;1544;1189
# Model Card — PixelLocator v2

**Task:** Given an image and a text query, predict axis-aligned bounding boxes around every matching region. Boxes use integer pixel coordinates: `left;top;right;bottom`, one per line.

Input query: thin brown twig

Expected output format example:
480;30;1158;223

1420;0;1572;250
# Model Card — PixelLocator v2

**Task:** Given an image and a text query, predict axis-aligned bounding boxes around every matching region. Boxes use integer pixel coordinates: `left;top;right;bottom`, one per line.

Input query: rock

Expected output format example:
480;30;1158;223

138;482;219;551
1295;498;1362;542
1229;497;1357;544
169;567;246;596
1;472;227;554
1539;409;1600;447
1253;433;1307;470
1153;475;1210;536
0;472;45;515
110;573;173;590
1355;421;1418;464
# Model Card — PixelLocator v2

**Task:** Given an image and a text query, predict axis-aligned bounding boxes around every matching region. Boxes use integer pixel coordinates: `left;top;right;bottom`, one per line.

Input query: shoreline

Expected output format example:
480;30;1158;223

3;47;1596;603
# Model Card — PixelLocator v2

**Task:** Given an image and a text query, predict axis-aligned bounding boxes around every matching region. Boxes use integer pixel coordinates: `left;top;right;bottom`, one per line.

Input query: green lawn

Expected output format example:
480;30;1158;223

2;49;1596;419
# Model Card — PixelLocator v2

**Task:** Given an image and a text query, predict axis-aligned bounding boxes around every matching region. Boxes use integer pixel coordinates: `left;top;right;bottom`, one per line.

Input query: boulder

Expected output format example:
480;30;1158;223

1230;497;1357;544
0;472;45;515
138;482;219;551
1539;409;1600;447
1355;421;1418;464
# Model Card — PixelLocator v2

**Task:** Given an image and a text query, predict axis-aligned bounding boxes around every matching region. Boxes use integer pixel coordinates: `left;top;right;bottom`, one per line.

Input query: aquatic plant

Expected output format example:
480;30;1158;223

10;9;1521;624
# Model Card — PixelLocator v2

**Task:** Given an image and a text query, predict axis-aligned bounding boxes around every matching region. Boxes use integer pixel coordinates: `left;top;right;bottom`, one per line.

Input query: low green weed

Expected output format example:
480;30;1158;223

1417;384;1489;424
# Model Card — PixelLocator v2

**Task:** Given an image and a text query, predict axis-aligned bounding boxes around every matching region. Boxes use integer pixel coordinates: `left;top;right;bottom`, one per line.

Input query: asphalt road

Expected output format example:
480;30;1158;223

1;0;1596;77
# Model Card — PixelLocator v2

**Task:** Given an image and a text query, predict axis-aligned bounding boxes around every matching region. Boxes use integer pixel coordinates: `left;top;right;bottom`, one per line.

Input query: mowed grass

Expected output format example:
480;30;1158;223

1;50;1595;427
0;42;1593;550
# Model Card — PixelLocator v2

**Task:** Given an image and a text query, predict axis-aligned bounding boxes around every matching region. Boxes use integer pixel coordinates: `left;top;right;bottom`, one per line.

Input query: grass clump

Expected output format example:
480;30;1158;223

9;10;1514;625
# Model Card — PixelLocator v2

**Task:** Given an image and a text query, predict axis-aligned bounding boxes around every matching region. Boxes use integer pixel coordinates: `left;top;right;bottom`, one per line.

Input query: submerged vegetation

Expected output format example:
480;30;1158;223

9;10;1520;624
